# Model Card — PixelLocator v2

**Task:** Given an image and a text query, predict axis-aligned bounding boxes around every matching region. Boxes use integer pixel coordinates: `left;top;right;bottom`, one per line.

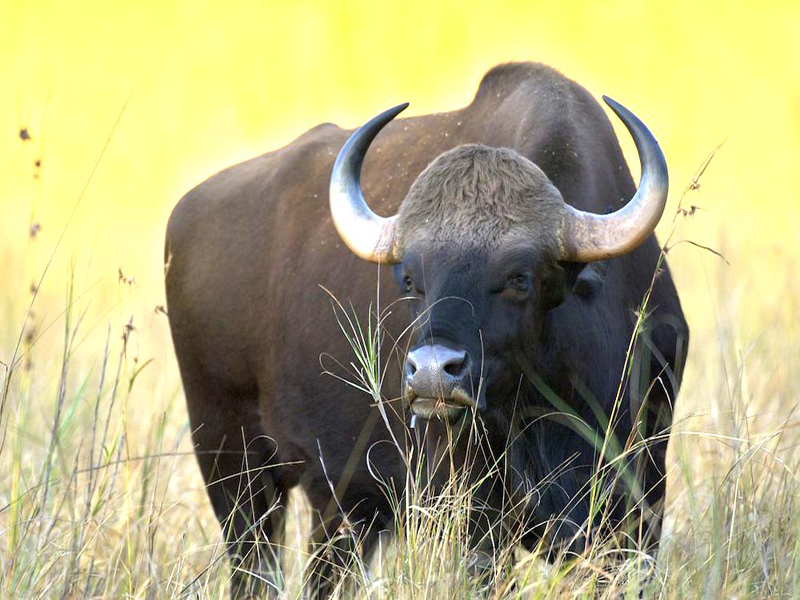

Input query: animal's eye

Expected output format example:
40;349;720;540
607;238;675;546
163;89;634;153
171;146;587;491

403;275;414;293
509;274;530;292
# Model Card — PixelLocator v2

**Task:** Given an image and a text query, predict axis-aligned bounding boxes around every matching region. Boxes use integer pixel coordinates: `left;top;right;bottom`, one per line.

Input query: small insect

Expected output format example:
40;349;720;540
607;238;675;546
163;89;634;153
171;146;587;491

29;222;42;239
19;128;31;141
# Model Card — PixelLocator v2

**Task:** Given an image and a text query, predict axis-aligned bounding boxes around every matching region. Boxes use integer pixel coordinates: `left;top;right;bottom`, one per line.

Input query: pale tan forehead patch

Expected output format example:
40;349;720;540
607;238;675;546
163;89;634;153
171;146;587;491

396;144;565;255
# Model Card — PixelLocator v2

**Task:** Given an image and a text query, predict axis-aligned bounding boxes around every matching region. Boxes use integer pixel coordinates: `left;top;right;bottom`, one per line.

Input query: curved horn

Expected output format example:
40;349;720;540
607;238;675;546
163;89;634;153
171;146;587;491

560;96;669;262
329;103;408;264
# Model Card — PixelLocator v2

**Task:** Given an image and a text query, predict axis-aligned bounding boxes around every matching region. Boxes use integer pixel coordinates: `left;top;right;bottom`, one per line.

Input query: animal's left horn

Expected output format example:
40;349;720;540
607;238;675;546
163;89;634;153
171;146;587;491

560;97;669;262
329;103;408;264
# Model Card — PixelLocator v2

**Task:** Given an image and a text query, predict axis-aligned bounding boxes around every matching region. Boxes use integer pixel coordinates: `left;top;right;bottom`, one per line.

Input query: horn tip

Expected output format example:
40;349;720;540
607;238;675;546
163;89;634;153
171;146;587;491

602;95;624;115
392;102;410;115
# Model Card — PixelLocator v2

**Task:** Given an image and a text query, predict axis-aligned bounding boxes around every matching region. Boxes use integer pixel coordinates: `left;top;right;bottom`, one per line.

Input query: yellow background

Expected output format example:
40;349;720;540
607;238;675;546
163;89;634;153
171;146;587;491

2;0;799;348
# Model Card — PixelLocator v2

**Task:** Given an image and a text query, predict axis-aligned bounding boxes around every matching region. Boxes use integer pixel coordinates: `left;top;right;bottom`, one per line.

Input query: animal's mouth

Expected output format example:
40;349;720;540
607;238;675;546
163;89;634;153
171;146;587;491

406;388;476;422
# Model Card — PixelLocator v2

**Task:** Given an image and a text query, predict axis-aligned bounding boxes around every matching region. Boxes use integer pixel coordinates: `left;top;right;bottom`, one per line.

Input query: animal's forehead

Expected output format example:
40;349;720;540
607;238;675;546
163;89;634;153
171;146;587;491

395;143;564;253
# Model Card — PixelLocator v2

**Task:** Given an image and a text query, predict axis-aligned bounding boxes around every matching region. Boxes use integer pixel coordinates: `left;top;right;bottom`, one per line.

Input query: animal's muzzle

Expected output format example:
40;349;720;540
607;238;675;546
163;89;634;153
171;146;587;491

403;344;479;422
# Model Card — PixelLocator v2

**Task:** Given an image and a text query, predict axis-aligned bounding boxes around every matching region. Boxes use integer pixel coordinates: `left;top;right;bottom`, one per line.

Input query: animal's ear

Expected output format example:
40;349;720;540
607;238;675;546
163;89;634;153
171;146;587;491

539;263;566;311
561;260;607;299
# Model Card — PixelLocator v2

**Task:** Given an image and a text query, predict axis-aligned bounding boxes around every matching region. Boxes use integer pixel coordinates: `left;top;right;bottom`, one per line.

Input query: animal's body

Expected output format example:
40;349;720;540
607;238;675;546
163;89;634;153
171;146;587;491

165;62;688;597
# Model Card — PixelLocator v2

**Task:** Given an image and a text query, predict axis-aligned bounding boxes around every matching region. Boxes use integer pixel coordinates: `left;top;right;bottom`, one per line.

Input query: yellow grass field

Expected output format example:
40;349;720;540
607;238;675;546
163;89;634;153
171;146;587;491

2;1;800;597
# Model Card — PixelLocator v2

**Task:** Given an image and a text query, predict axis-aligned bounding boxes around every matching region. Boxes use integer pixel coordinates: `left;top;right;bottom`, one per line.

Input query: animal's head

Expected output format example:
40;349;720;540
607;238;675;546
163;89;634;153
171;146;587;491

329;100;667;422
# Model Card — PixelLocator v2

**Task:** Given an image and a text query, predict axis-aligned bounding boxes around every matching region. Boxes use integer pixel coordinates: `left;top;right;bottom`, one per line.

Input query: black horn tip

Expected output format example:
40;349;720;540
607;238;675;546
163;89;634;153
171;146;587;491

601;95;665;171
333;103;410;181
602;96;653;141
601;94;617;108
373;103;410;126
339;103;409;160
602;95;633;122
369;103;409;126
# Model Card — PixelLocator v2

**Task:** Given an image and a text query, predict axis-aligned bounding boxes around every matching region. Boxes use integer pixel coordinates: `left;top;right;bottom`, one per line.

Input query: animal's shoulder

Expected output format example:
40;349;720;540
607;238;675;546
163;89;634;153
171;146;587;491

472;62;583;105
470;62;607;155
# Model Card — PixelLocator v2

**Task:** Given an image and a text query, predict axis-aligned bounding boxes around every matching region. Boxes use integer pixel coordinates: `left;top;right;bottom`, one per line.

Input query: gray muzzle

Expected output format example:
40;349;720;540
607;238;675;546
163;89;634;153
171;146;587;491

404;344;478;421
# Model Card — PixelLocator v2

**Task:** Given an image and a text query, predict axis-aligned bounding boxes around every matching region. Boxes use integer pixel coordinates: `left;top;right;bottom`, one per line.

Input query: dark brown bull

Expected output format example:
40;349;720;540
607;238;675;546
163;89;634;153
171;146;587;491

165;62;688;597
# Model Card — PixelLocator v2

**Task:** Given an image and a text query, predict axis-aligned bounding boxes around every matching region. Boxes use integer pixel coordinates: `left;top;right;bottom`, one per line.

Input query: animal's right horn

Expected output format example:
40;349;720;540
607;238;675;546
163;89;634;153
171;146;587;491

559;97;669;262
329;103;408;264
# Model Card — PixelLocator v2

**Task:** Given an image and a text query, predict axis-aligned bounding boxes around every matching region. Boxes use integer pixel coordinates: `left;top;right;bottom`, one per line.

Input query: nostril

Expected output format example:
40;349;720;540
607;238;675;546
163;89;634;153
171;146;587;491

443;353;468;378
443;361;462;377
